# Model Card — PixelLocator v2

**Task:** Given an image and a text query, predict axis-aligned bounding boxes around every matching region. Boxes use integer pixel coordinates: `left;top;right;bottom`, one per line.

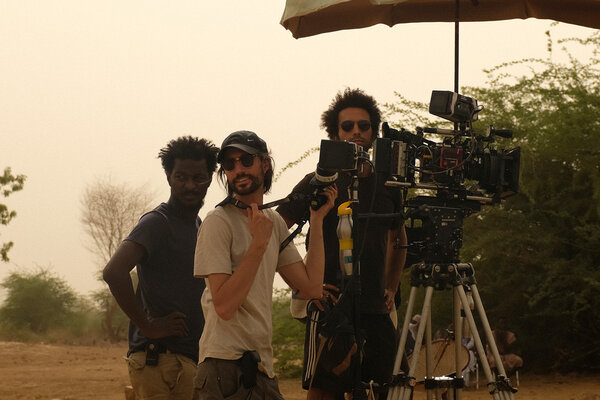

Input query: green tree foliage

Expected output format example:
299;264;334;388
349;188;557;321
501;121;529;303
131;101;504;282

387;29;600;372
0;268;103;343
272;288;305;378
0;269;78;333
0;167;26;262
461;30;600;372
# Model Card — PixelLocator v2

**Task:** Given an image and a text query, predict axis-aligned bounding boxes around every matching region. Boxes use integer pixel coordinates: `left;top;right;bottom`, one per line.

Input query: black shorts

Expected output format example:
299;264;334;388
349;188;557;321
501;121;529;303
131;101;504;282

302;302;397;396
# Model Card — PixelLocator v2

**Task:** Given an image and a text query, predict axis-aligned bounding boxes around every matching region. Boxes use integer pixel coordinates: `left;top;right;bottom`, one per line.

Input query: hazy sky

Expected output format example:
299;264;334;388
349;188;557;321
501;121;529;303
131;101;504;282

0;2;596;297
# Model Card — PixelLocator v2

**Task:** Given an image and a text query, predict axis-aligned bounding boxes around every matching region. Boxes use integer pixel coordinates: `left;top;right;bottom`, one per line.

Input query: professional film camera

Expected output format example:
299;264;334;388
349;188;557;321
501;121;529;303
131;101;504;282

373;90;520;201
371;90;520;265
312;89;521;266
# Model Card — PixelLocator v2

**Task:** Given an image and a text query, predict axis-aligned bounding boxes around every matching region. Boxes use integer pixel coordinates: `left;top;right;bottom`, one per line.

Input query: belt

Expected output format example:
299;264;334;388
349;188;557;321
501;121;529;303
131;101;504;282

147;342;171;354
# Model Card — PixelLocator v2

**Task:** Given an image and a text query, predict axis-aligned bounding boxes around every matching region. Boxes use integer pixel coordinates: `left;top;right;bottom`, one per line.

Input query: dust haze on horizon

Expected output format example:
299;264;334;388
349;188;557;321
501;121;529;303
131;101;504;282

0;2;596;297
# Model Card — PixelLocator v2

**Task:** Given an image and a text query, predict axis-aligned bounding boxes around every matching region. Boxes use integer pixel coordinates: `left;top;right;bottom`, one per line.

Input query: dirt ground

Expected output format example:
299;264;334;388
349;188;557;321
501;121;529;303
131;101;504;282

0;341;599;400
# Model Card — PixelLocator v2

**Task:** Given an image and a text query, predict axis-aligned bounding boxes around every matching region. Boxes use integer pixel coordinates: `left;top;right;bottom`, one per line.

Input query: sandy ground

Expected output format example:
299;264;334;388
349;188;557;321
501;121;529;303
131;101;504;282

0;341;599;400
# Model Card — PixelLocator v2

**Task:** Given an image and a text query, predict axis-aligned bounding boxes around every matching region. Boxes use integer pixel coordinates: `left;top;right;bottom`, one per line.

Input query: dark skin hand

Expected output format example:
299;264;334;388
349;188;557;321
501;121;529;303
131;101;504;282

145;311;189;338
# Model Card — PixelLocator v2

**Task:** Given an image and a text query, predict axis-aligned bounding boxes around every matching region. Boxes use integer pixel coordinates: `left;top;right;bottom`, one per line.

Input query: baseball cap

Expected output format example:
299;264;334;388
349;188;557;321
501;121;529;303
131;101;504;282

217;130;268;162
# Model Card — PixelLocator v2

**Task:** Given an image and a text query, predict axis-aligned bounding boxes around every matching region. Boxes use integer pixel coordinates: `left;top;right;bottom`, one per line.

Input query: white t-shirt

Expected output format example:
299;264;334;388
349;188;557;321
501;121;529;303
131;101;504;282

194;204;302;377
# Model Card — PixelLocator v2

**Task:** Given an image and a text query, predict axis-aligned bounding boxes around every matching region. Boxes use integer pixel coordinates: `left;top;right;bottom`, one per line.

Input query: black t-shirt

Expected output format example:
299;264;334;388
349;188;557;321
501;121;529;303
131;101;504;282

125;202;205;362
277;171;403;314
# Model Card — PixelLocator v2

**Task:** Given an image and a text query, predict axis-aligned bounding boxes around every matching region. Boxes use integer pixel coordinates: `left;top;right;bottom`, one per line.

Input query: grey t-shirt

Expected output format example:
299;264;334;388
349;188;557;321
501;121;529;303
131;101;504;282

194;204;302;377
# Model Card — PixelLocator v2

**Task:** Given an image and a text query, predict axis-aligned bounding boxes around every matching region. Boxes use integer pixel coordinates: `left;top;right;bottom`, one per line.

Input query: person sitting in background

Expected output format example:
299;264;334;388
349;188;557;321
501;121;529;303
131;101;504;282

486;319;523;375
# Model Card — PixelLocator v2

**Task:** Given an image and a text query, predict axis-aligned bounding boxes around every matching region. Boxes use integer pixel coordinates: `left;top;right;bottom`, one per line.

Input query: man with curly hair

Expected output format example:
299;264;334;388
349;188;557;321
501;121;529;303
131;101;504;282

104;136;219;400
277;88;407;400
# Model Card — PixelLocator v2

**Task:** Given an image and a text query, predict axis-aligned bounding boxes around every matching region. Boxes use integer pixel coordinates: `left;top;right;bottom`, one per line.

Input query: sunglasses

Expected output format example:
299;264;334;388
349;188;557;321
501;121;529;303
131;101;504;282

222;154;257;171
340;120;371;133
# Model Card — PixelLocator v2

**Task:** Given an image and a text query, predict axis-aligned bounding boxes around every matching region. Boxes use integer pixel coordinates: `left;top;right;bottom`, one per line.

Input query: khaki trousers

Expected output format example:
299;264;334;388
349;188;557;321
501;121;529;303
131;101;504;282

127;351;197;400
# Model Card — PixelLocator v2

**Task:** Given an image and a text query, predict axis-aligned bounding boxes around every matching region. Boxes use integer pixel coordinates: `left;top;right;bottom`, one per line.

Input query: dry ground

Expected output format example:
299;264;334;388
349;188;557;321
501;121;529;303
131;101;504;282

0;341;599;400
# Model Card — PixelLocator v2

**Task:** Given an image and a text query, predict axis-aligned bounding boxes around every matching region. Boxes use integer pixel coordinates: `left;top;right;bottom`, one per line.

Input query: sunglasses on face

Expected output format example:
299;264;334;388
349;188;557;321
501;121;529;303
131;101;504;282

222;154;257;171
340;120;371;133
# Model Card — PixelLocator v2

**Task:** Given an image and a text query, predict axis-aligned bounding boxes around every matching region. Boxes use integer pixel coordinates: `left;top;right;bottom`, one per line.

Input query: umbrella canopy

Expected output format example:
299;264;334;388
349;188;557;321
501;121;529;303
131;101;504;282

281;0;600;39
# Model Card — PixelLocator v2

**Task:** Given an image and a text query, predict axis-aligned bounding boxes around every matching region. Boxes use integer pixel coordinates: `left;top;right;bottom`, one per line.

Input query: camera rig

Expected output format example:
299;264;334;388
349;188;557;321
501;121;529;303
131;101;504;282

314;91;521;265
369;90;521;266
372;90;520;205
305;90;521;399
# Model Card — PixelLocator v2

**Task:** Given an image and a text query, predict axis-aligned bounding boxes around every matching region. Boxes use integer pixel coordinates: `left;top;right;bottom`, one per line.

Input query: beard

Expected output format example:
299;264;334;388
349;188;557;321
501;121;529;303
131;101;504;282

231;173;263;196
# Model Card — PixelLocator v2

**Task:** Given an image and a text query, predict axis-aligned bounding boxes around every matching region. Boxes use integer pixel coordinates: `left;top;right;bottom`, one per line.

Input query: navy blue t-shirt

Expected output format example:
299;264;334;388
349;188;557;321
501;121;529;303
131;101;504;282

125;202;205;362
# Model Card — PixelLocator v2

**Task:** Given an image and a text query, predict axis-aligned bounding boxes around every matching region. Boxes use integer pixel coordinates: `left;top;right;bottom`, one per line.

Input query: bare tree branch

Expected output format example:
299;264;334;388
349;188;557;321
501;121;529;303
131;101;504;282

80;176;156;278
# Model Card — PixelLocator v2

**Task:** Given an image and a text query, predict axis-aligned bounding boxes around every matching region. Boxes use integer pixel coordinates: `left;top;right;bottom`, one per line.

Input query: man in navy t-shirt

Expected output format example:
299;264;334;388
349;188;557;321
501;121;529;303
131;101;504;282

103;136;219;400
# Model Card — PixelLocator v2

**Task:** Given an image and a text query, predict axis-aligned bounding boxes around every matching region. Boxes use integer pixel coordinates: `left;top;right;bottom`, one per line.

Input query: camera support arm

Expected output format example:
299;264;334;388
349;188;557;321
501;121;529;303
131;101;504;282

346;172;369;400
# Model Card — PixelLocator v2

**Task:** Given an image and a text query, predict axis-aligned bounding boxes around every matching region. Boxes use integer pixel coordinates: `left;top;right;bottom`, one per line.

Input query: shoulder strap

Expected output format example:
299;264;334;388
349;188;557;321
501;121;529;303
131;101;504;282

216;196;249;209
218;195;310;253
218;194;308;211
279;218;308;253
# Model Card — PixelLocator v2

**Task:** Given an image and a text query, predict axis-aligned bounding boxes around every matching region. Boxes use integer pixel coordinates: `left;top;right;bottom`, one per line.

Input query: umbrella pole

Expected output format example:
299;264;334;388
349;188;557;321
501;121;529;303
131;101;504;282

454;0;460;134
454;0;460;93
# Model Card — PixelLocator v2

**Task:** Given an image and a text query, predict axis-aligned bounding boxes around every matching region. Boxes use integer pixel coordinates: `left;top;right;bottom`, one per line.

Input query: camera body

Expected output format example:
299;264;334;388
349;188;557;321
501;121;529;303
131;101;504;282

429;90;479;123
317;139;364;171
372;91;521;201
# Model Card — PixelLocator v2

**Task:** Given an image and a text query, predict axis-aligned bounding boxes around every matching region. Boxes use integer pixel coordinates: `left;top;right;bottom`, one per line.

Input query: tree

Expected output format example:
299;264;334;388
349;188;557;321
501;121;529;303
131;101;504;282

385;29;600;372
0;269;77;333
459;30;600;372
80;177;155;341
1;167;26;262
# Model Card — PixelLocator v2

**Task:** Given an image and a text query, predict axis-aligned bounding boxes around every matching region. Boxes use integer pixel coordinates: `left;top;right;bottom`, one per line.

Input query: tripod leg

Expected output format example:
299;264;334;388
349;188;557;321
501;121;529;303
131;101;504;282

455;284;514;400
394;286;417;374
425;309;433;400
389;286;418;400
453;286;464;400
470;284;516;400
399;285;435;400
471;284;508;378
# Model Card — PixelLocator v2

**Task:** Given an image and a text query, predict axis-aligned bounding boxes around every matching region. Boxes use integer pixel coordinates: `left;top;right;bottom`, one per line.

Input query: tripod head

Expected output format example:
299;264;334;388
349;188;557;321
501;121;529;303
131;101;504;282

404;193;480;267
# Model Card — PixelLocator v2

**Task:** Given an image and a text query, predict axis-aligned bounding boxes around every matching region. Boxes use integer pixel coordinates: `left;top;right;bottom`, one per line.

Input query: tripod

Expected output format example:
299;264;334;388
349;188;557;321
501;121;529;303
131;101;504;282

389;262;517;400
385;194;518;400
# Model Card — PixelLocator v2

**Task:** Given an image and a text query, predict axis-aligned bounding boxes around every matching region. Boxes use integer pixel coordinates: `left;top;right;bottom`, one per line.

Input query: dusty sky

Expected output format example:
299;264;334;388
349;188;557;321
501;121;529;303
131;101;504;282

0;1;596;297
